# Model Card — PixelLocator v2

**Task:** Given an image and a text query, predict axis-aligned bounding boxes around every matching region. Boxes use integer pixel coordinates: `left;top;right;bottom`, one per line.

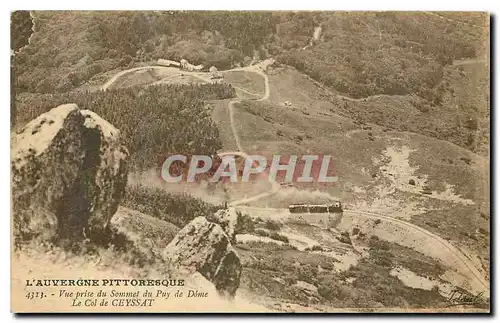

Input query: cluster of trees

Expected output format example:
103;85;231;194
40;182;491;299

15;83;235;170
11;10;34;124
88;11;277;66
12;11;123;94
11;11;33;53
277;12;484;103
123;184;223;227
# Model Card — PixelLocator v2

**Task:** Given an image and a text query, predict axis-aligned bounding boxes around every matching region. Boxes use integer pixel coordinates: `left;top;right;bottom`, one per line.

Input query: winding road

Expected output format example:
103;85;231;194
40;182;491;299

100;65;213;91
217;60;279;206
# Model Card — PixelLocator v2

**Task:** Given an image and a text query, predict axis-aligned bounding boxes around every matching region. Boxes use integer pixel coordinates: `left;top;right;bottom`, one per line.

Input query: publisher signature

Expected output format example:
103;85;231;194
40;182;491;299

446;289;486;307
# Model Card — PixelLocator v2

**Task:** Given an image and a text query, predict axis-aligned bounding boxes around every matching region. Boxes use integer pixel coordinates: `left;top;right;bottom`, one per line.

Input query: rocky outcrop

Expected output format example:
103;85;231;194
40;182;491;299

293;280;319;296
290;280;320;304
110;207;179;261
163;216;241;298
206;208;238;242
11;104;128;243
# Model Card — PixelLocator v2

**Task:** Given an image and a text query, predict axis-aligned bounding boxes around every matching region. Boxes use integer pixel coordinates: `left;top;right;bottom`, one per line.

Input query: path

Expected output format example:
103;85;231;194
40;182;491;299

101;66;212;91
217;60;279;206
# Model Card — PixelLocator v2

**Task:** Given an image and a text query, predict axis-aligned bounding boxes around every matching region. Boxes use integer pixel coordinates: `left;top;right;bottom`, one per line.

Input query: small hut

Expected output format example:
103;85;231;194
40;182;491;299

180;59;188;70
209;66;222;79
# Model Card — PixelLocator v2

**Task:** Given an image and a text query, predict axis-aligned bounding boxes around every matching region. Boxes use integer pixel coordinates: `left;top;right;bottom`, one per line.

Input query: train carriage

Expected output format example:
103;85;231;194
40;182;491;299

289;201;343;214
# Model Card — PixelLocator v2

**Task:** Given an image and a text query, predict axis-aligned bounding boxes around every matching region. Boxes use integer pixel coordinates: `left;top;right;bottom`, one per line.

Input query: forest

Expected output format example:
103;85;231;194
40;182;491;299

14;83;235;171
11;11;486;105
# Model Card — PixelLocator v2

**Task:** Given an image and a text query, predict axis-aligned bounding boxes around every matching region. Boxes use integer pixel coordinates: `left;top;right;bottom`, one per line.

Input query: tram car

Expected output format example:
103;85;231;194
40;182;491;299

289;201;343;214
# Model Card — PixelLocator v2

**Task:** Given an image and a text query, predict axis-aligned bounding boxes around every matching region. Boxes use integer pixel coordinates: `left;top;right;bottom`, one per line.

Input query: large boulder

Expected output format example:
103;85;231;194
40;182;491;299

163;216;241;298
11;104;128;243
206;208;238;242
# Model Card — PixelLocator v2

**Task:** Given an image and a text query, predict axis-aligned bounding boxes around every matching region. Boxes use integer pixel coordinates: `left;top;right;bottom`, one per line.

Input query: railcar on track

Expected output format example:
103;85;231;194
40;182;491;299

288;202;343;214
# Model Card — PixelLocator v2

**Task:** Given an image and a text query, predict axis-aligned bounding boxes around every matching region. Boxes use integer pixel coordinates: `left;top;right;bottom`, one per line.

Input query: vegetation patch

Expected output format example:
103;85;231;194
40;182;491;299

15;83;235;170
236;235;456;308
123;184;223;227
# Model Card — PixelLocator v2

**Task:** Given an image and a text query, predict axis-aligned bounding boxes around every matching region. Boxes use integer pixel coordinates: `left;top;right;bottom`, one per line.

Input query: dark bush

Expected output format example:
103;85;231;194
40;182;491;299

235;212;255;234
263;220;282;231
269;232;289;243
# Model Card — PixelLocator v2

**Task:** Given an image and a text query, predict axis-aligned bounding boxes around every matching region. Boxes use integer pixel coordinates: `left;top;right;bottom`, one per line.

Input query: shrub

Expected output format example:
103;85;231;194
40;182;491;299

235;212;255;234
297;264;318;284
254;229;270;238
269;232;289;243
311;245;324;251
263;220;281;231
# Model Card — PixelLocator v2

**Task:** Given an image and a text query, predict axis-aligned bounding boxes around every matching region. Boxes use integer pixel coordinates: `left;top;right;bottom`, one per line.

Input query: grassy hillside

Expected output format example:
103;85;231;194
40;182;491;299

213;67;489;273
273;12;489;155
235;236;468;309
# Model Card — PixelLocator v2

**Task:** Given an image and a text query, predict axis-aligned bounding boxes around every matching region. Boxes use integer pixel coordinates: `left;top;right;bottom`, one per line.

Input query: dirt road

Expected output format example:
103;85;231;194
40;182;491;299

217;60;279;206
101;60;277;206
101;66;212;91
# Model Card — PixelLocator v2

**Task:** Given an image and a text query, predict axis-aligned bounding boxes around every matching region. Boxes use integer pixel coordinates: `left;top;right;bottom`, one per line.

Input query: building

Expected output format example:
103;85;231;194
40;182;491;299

157;59;181;67
209;66;223;79
179;59;204;72
180;59;188;70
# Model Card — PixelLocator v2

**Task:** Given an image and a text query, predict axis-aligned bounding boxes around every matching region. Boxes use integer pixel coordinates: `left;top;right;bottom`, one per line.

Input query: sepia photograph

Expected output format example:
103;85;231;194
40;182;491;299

10;10;490;313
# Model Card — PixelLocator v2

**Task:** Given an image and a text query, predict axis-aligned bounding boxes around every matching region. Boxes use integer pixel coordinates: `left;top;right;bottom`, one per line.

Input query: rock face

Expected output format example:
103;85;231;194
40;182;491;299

11;104;128;243
206;208;238;242
163;216;241;298
293;280;319;296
